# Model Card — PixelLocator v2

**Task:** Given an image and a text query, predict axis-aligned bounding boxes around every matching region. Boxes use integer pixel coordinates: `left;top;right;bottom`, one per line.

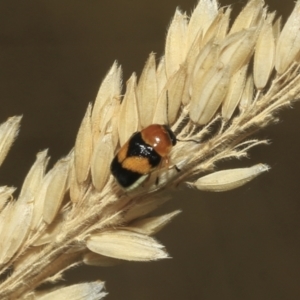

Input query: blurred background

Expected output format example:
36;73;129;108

0;0;299;299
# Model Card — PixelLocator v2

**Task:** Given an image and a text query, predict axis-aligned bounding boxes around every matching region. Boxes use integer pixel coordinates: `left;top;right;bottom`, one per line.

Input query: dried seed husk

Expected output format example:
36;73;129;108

180;35;202;107
137;52;158;128
153;59;187;123
202;8;230;46
214;7;232;42
87;230;169;261
230;0;264;34
74;103;93;184
69;161;83;204
239;74;254;111
36;282;107;300
254;15;276;89
0;116;22;167
118;73;139;146
190;63;230;125
190;40;220;100
152;89;168;125
165;8;187;77
91;62;121;139
43;157;70;224
222;64;248;120
275;1;300;74
0;186;16;211
219;27;257;75
19;150;49;200
129;210;181;236
98;95;120;145
187;0;218;50
0;196;33;264
186;29;202;69
156;57;167;100
190;29;256;125
192;40;219;82
31;166;56;230
0;202;13;246
91;134;113;192
166;64;187;125
83;252;122;267
109;97;122;151
189;164;269;192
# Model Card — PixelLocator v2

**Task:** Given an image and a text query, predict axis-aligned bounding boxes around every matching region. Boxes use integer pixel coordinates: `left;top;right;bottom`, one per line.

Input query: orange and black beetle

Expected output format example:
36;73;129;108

110;124;177;190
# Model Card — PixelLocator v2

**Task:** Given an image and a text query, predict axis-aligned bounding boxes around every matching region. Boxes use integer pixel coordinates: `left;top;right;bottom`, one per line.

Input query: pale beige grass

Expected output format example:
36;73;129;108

0;0;300;299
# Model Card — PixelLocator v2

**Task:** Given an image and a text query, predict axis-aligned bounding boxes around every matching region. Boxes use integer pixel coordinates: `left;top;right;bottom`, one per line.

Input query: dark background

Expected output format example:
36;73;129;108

0;0;299;299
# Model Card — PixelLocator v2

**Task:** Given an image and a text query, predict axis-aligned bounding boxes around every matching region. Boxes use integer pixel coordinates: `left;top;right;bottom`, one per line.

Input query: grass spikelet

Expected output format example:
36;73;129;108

0;1;300;299
0;116;22;167
42;156;70;224
74;103;93;184
87;230;169;261
36;281;107;300
275;1;300;74
118;73;139;145
137;52;158;128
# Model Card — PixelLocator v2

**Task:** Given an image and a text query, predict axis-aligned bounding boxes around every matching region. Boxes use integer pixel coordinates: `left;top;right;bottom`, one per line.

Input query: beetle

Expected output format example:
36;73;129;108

110;124;177;190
